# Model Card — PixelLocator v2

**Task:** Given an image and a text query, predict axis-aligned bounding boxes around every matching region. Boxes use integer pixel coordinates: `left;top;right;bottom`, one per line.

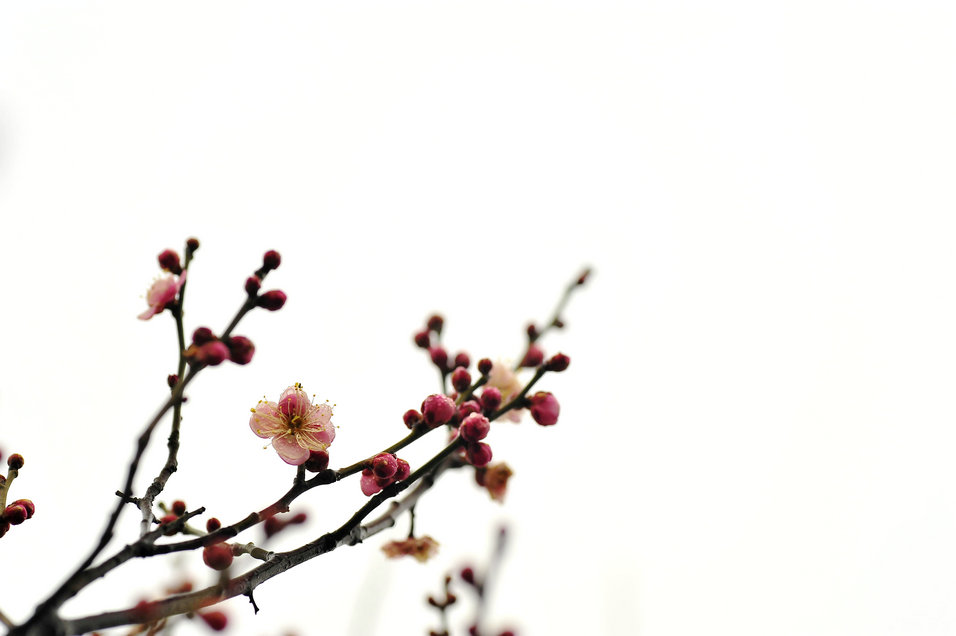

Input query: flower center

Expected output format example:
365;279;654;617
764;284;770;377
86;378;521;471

288;414;304;431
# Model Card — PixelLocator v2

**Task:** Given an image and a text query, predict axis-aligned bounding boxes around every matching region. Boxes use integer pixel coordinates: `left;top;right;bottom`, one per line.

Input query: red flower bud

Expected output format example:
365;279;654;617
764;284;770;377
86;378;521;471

262;250;281;271
159;513;179;535
257;290;287;311
465;442;493;467
454;352;471;369
157;250;182;275
3;503;28;525
403;409;423;429
12;499;34;519
414;330;431;348
477;358;493;376
192;327;216;346
394;458;411;481
429;346;448;371
202;543;233;570
528;392;560;426
520;344;544;368
7;454;23;470
422;394;456;427
451;367;472;392
526;323;539;340
244;275;261;296
206;518;221;532
459;413;490;443
480;387;502;413
546;352;570;372
198;341;230;366
167;374;179;389
460;566;476;585
371;453;398;480
171;500;187;516
427;314;444;333
304;450;330;472
226;335;255;365
185;237;200;253
198;611;229;632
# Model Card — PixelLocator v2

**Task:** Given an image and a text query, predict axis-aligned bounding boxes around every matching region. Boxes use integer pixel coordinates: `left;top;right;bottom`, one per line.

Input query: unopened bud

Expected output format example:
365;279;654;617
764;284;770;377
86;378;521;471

545;353;570;372
427;314;444;333
262;250;281;271
304;450;330;472
451;367;472;392
245;275;261;296
403;409;423;429
477;358;493;376
7;454;23;470
157;250;182;275
257;290;287;311
226;335;255;365
202;543;233;570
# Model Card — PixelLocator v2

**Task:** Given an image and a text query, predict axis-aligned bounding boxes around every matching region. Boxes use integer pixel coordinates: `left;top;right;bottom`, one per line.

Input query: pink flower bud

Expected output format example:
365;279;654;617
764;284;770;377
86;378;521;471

520;344;544;368
459;413;490;442
477;358;493;375
465;442;493;467
192;327;216;345
157;250;182;275
199;341;230;366
198;611;229;632
12;499;34;519
304;450;330;472
245;275;261;296
454;352;471;369
262;250;281;271
528;391;560;426
394;458;410;481
429;346;448;370
403;409;423;429
546;352;571;372
202;543;233;570
451;367;472;392
457;401;481;425
7;454;23;470
3;503;28;525
371;453;398;479
422;394;456;427
414;330;431;348
226;336;255;365
480;387;502;413
257;290;287;311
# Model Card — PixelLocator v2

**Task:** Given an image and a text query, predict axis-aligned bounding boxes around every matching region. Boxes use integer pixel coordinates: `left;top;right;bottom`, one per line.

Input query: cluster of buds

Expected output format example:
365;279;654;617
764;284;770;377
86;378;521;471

185;327;255;367
360;452;411;496
156;499;189;536
458;413;493;467
246;250;287;311
0;453;34;539
414;314;472;380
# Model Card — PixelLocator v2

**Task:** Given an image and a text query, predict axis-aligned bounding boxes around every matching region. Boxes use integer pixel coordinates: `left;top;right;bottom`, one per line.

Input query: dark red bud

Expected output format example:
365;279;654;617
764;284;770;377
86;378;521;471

477;358;493;376
465;442;493;467
192;327;216;346
526;323;539;340
202;543;233;570
245;275;261;296
262;250;281;271
185;237;200;252
454;352;471;369
12;499;34;519
414;330;431;348
199;611;229;631
451;367;472;392
257;290;287;311
171;500;187;516
460;566;476;585
304;450;330;472
167;374;179;389
3;503;28;525
429;346;448;371
157;250;182;275
7;454;23;470
226;335;255;365
199;341;230;366
480;387;502;413
403;409;423;429
427;314;444;333
206;518;221;532
371;453;398;479
545;353;570;372
520;345;544;368
394;458;411;481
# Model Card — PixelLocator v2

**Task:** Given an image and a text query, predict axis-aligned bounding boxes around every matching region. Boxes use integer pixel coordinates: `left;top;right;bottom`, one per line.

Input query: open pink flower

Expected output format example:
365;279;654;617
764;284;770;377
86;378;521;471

249;383;335;465
138;271;187;320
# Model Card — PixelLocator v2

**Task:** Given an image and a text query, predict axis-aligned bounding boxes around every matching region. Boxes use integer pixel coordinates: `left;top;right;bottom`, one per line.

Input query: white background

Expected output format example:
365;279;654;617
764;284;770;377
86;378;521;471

0;2;954;635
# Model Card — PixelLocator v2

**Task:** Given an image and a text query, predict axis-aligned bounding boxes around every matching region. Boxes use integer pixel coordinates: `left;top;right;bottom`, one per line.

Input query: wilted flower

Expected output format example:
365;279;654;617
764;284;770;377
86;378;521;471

138;271;186;320
381;535;439;562
477;463;513;503
249;383;335;465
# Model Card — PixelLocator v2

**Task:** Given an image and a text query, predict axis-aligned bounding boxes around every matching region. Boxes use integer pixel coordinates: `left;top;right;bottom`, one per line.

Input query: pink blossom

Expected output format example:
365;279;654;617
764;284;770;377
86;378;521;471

138;271;186;320
487;361;523;422
249;383;335;465
528;391;560;426
381;535;440;562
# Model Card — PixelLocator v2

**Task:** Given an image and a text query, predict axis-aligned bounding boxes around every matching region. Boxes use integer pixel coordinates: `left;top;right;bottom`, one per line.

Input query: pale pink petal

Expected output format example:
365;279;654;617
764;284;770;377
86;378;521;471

137;306;160;321
249;401;285;438
272;434;309;465
296;427;333;451
309;403;333;425
361;472;382;496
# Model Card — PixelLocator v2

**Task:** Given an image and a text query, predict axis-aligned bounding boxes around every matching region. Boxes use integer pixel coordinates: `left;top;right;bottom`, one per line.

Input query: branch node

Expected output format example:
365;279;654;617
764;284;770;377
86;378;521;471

245;591;260;615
